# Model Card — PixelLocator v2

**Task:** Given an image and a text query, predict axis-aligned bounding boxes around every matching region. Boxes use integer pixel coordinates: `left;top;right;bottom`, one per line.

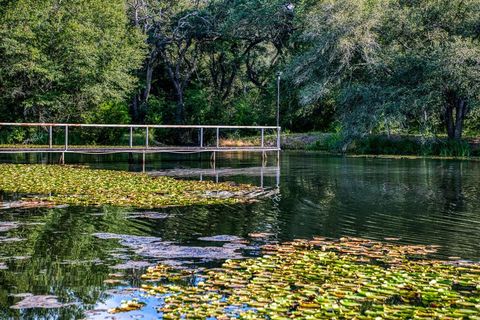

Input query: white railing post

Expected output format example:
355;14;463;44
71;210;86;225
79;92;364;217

129;127;133;148
200;127;204;148
277;127;281;150
145;126;149;148
64;125;68;151
261;128;265;148
216;127;220;148
49;126;53;149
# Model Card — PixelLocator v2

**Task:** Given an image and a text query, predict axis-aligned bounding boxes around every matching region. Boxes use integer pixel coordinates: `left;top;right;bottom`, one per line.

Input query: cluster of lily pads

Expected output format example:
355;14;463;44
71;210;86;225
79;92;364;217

132;237;480;319
0;164;256;208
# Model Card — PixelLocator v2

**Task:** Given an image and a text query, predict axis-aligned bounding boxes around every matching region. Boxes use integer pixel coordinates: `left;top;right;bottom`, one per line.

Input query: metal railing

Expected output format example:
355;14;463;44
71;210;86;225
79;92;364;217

0;123;281;154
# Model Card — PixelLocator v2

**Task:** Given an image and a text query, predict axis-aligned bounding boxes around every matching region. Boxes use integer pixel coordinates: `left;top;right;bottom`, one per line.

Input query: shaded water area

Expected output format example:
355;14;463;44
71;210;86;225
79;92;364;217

0;151;480;318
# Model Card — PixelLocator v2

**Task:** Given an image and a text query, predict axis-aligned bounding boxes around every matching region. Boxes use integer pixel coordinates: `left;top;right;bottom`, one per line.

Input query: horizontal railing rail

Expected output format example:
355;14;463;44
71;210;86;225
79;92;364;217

0;123;279;129
0;122;281;155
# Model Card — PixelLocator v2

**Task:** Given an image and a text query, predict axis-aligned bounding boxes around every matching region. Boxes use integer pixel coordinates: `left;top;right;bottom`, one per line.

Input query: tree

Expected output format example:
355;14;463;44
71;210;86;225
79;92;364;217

290;0;480;140
0;0;145;122
128;0;296;125
128;0;220;124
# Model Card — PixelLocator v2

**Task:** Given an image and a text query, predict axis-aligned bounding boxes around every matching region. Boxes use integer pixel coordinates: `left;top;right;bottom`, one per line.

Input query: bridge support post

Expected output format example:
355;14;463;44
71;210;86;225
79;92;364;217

210;151;216;170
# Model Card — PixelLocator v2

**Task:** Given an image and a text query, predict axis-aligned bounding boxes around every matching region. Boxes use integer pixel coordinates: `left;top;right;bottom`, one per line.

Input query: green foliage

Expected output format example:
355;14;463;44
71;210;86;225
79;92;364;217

307;133;344;152
0;0;146;122
145;95;169;125
1;0;480;146
348;136;472;157
0;127;45;145
353;136;423;155
289;0;480;140
77;101;132;145
435;140;471;158
84;101;131;125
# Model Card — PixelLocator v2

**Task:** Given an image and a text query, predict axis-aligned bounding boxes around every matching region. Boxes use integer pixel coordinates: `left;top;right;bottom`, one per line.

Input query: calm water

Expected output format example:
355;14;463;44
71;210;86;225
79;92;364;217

1;151;480;319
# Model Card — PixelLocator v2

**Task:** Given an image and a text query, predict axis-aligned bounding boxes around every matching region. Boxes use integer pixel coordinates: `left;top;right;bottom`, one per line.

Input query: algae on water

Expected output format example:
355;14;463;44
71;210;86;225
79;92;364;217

0;164;256;208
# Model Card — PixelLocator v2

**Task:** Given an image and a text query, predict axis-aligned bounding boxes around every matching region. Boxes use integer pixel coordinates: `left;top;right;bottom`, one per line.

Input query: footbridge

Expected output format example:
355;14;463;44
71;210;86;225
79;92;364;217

0;123;280;160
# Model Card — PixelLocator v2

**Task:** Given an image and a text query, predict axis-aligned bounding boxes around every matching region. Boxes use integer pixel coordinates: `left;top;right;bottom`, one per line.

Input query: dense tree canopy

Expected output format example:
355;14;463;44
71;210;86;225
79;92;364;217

290;0;480;140
0;0;479;142
0;0;145;122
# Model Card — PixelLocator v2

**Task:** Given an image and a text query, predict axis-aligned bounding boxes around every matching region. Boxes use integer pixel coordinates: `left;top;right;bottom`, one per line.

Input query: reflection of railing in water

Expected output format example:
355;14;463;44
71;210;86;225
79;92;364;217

0;122;281;166
149;166;281;189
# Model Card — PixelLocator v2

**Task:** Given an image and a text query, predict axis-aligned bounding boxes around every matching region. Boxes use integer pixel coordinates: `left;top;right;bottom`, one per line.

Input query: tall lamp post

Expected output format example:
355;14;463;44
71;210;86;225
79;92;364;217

276;71;282;129
276;71;282;167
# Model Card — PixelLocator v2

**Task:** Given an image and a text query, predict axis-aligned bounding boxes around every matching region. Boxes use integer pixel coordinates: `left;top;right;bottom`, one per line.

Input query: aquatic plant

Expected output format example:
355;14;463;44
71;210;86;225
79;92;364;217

0;164;256;208
135;237;480;319
108;299;145;313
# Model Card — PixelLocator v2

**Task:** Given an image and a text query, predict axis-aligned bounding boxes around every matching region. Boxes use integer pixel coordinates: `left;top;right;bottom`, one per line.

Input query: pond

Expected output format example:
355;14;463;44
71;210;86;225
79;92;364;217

0;151;480;319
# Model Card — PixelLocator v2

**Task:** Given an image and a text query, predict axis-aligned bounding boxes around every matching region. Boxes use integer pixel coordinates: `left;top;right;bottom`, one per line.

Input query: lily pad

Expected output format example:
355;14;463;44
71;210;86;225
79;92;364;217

11;295;75;309
131;237;480;319
0;164;259;209
198;235;244;242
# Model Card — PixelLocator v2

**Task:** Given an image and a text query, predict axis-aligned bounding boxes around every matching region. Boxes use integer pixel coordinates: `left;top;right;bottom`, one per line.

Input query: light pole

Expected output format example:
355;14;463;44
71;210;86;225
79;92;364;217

276;71;282;128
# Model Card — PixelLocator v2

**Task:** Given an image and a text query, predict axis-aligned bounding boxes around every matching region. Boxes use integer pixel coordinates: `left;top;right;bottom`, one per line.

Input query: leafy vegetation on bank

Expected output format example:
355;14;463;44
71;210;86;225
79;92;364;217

125;237;480;319
309;135;478;158
1;0;479;144
0;164;255;208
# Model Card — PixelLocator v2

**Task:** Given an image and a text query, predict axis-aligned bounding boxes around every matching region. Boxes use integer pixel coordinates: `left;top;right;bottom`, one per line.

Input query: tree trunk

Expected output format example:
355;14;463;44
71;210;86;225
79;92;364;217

131;95;140;123
444;90;468;140
454;99;467;140
175;85;185;125
143;62;154;103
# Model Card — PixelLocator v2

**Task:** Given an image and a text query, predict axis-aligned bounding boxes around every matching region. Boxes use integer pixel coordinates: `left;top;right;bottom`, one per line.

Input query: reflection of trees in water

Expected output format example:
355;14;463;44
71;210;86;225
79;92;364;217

438;161;465;213
271;155;480;259
0;206;146;319
160;201;282;242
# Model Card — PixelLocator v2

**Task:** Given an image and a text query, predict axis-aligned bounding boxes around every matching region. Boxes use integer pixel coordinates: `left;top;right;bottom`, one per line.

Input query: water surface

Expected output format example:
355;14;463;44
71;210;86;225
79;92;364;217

1;151;480;318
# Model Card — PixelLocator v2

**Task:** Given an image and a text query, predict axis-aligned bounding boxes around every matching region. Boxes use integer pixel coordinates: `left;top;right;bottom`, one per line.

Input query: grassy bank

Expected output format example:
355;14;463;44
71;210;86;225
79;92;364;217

113;237;480;318
0;164;256;208
222;133;480;158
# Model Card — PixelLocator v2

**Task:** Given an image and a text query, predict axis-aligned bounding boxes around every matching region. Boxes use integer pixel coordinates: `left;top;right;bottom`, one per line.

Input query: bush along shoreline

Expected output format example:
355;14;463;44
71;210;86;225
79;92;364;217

308;134;477;158
217;132;480;159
